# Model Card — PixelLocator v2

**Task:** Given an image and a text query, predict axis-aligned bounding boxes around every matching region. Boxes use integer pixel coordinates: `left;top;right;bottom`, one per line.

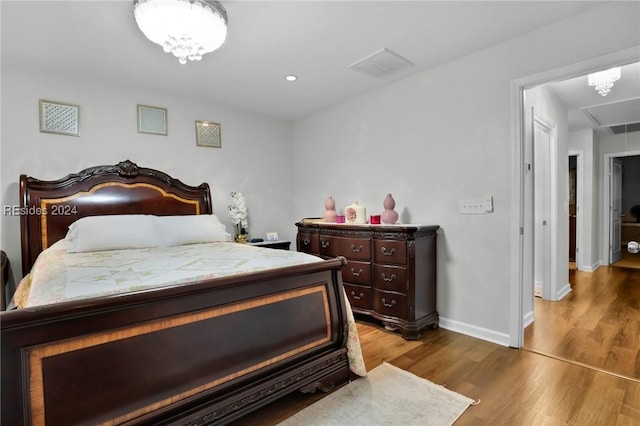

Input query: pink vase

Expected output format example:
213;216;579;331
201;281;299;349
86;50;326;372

323;196;338;222
381;193;399;224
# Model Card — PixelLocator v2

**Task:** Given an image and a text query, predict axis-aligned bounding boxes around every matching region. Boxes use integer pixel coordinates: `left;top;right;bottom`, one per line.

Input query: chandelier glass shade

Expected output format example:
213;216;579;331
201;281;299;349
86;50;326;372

133;0;228;64
587;67;621;96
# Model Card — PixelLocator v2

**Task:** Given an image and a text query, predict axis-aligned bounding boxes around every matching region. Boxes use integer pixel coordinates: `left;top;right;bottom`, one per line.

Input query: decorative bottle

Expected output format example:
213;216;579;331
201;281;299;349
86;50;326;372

323;196;338;222
381;193;399;224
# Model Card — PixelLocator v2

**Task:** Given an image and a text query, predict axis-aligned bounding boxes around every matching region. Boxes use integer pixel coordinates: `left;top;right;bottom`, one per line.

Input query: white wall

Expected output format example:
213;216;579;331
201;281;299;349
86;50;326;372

598;132;640;158
292;2;640;345
1;66;296;275
569;129;599;270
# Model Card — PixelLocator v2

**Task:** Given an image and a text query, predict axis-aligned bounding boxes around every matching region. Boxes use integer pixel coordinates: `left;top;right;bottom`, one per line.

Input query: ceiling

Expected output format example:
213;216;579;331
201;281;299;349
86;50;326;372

1;1;622;121
544;61;640;135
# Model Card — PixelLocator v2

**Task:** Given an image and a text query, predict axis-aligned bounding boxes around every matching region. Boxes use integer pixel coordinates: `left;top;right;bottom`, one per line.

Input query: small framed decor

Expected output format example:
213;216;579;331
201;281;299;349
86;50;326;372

137;105;167;135
195;120;221;148
265;232;280;241
39;99;80;136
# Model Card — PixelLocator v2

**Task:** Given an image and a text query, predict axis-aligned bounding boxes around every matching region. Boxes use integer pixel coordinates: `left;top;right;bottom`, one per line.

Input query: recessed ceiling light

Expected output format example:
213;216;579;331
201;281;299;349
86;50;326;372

285;75;298;82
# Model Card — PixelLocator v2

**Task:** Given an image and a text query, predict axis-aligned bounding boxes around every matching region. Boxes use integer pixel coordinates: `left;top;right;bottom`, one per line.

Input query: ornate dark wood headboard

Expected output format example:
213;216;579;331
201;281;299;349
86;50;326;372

20;160;212;276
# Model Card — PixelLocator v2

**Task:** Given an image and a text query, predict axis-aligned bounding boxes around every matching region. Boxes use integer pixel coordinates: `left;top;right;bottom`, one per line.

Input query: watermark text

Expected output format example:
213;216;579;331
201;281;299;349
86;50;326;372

3;205;78;216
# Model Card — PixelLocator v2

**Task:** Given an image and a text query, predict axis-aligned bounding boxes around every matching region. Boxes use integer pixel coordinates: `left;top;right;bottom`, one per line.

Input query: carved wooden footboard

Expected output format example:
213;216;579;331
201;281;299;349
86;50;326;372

1;258;351;425
4;161;354;425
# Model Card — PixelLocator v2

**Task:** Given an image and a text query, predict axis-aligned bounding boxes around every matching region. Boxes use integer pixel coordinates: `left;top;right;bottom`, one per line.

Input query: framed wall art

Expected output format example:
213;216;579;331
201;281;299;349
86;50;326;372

137;105;167;135
195;120;221;148
39;99;80;136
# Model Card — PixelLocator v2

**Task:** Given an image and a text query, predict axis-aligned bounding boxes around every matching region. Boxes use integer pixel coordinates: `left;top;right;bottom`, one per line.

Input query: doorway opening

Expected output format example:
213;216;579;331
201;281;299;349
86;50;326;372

605;153;640;269
568;155;577;266
508;47;640;349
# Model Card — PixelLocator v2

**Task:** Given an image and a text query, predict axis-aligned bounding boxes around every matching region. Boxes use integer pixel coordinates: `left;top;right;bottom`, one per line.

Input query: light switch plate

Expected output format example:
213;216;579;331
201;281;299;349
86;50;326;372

460;196;493;214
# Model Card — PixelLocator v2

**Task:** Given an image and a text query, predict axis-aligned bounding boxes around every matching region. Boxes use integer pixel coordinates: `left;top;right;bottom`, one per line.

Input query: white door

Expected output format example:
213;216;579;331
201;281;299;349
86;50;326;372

610;158;623;263
533;117;553;300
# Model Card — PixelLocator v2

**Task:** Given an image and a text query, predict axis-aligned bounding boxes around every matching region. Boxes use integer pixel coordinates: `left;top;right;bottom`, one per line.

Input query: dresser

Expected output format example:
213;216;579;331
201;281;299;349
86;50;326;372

296;222;439;340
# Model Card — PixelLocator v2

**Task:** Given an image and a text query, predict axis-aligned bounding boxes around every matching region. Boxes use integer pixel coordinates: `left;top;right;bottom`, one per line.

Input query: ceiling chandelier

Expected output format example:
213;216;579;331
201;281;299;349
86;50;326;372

587;67;621;96
133;0;228;65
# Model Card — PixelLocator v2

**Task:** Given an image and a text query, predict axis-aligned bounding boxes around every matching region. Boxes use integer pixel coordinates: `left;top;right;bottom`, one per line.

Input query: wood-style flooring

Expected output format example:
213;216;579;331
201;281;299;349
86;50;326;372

524;262;640;381
611;249;640;270
235;317;640;425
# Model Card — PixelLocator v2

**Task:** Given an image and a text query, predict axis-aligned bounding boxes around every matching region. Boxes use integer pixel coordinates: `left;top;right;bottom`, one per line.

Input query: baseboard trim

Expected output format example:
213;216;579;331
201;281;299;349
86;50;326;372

534;284;543;298
581;261;600;272
439;317;511;347
556;283;572;300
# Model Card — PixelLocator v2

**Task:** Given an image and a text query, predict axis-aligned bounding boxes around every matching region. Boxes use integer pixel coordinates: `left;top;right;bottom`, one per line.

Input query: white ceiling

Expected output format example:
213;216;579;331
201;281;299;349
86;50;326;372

1;0;620;121
544;61;640;134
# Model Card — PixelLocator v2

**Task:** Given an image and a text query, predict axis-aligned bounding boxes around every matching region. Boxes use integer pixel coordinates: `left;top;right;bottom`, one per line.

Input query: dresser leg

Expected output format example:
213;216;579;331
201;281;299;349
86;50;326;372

400;329;421;341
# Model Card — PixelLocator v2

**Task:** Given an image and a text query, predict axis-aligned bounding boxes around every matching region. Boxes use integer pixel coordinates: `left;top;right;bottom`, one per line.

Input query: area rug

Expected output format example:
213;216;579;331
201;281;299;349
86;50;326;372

278;362;477;426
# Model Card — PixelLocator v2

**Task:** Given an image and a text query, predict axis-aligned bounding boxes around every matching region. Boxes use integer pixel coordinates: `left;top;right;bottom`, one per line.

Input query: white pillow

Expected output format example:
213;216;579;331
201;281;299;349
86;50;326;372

65;215;162;253
156;214;231;246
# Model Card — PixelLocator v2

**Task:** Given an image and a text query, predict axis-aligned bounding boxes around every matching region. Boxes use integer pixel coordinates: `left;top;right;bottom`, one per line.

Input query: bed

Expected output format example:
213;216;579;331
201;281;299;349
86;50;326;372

1;160;365;425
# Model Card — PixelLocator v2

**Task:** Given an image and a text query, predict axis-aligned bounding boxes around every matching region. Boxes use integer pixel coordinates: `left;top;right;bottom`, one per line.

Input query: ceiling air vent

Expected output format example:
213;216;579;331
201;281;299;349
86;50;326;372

581;98;640;127
608;122;640;134
349;48;413;78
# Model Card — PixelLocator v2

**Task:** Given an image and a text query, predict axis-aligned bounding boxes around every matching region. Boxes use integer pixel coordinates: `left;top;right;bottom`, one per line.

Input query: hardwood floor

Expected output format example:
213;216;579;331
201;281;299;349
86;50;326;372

524;263;640;381
235;318;640;425
612;249;640;270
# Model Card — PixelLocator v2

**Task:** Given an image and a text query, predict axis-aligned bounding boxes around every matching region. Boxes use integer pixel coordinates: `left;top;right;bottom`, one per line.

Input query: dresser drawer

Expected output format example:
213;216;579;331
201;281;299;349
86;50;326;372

373;289;407;318
373;240;407;265
343;260;371;286
373;264;407;292
344;283;373;310
319;235;371;261
297;232;319;255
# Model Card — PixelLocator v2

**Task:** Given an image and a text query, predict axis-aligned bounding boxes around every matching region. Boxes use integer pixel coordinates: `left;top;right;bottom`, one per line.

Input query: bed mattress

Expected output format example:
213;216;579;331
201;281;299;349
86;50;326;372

14;241;323;308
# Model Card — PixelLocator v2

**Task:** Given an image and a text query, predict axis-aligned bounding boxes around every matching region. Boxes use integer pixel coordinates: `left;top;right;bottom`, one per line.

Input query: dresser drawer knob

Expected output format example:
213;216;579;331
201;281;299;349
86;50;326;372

381;273;396;282
351;291;365;300
381;298;397;308
321;240;330;248
302;238;310;246
351;268;364;277
351;244;364;253
380;247;396;256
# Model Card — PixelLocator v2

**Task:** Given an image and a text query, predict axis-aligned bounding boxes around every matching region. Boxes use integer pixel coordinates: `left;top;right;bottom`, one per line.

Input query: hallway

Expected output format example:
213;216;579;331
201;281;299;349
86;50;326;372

524;262;640;381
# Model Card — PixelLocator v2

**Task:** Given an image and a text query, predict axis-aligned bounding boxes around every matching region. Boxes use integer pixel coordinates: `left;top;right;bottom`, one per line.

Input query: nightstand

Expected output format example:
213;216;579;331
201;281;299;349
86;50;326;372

246;240;291;250
1;250;16;311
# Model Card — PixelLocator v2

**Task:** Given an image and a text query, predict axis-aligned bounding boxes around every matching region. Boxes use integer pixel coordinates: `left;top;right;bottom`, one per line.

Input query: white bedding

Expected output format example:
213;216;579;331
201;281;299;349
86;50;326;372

18;240;323;308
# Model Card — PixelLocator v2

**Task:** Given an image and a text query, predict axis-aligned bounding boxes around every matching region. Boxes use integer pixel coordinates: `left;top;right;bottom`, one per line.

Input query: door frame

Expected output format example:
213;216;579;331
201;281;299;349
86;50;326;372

603;152;640;265
568;150;583;270
508;46;640;348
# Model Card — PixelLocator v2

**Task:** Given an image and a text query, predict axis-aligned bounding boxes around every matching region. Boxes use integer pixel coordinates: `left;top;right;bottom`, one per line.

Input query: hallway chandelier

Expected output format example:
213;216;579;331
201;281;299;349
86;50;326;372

587;67;621;96
133;0;228;65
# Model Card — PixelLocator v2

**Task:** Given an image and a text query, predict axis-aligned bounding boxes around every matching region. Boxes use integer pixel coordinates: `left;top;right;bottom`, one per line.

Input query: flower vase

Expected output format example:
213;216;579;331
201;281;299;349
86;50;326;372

323;196;338;222
235;224;248;243
381;193;399;224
